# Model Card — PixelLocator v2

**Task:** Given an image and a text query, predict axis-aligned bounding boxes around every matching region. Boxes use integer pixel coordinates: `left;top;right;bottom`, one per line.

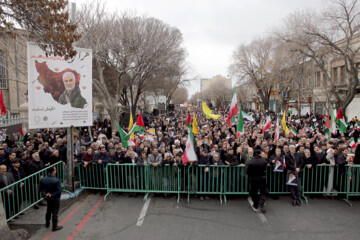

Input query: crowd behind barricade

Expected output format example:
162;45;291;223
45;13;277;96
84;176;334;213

1;108;360;219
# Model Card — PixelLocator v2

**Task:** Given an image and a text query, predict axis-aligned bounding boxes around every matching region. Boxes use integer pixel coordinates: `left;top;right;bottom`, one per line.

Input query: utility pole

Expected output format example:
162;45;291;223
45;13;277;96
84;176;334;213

66;2;76;191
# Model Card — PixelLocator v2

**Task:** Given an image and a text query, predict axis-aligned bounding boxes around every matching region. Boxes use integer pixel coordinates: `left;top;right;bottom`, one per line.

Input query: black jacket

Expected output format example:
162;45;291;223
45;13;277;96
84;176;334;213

285;152;304;171
9;166;26;182
39;175;61;200
245;156;268;177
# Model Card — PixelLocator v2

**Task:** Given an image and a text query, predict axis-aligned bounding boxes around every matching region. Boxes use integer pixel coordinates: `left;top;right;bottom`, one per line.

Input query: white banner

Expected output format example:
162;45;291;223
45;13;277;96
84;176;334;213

27;42;92;129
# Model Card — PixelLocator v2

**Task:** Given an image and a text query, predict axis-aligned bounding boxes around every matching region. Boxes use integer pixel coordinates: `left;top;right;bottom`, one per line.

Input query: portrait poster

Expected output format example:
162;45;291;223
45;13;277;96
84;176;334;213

286;170;298;186
273;159;284;172
27;42;92;129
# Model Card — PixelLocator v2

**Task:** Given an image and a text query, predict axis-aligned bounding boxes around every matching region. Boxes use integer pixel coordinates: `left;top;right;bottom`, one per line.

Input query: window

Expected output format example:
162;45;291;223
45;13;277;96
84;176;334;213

340;66;345;83
332;67;338;83
315;72;321;87
0;50;6;89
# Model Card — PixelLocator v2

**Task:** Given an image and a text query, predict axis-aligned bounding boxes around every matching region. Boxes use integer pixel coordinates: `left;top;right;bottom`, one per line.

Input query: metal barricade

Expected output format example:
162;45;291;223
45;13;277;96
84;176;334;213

1;161;65;222
187;165;224;203
78;162;107;190
346;164;360;205
266;165;290;194
302;164;348;203
105;164;147;200
223;165;248;203
146;164;180;202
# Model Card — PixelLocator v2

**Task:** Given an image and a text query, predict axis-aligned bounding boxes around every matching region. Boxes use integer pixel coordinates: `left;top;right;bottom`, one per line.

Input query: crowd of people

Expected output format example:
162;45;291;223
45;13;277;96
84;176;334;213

1;107;360;217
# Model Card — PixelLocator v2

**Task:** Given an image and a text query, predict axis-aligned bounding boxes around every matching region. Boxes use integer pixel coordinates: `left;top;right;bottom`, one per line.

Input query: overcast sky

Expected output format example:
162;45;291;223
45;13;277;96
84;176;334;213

75;0;326;97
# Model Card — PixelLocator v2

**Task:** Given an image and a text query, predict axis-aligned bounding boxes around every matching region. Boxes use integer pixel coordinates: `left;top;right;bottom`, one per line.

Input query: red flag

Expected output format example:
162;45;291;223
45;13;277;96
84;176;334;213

0;90;6;115
185;114;191;127
136;112;145;128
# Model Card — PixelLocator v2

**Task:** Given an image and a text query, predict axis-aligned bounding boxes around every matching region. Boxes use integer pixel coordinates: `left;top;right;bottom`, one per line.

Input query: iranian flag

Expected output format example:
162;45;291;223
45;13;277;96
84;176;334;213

287;105;292;115
311;125;316;132
350;123;354;131
227;89;238;127
116;122;135;147
129;112;146;134
19;124;24;142
357;122;360;131
290;128;298;137
236;105;244;137
182;114;197;163
0;90;6;115
262;116;271;133
350;138;356;149
274;114;280;140
325;112;331;139
335;108;347;134
139;130;144;139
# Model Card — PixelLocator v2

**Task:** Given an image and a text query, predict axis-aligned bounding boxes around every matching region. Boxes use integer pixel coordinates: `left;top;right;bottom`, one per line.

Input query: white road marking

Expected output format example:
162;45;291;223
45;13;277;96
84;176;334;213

247;197;268;223
136;197;151;226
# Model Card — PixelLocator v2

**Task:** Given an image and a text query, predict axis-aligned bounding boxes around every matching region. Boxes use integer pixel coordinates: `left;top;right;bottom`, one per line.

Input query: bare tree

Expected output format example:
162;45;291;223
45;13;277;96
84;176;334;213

201;81;231;108
0;0;80;58
77;2;186;130
229;37;278;110
274;0;360;118
171;87;189;104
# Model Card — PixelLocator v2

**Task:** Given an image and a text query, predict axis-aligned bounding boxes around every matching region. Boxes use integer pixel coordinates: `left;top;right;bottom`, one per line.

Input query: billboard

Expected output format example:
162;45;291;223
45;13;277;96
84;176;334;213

27;42;92;129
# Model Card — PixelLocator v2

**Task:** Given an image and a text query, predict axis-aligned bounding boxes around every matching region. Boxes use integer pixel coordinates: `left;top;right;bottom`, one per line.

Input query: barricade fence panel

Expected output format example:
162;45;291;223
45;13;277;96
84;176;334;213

1;161;65;221
4;163;360;221
302;164;348;197
106;164;147;193
78;162;107;190
346;165;360;199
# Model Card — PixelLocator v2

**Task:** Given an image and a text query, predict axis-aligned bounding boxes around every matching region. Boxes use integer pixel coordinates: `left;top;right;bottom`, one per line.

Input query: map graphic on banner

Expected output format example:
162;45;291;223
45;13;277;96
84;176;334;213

27;42;92;129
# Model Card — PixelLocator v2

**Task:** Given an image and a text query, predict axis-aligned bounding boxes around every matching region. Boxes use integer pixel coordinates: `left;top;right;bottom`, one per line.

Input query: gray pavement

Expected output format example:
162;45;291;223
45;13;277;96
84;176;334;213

27;193;360;240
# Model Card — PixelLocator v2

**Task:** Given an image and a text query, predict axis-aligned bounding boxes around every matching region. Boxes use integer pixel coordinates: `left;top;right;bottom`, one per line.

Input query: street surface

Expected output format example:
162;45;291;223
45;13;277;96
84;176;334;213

28;193;360;240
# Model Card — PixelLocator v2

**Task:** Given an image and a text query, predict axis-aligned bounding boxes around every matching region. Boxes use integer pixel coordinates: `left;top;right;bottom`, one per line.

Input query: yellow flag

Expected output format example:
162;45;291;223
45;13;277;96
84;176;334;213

282;111;290;134
202;102;221;120
128;112;134;139
192;114;198;134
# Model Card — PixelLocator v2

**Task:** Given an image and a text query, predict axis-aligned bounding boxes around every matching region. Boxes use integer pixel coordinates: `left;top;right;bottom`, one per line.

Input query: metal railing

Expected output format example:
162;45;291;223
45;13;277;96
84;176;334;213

78;162;107;190
1;161;65;222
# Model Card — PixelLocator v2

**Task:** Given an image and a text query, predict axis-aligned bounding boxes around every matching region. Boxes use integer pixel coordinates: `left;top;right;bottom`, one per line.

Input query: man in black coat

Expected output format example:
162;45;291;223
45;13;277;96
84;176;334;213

245;149;268;213
285;145;304;206
39;167;63;232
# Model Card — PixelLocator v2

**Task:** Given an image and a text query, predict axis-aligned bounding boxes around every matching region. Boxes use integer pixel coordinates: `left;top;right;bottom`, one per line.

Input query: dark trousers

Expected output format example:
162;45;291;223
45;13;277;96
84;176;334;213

46;199;60;229
2;192;15;219
249;176;267;208
289;176;301;201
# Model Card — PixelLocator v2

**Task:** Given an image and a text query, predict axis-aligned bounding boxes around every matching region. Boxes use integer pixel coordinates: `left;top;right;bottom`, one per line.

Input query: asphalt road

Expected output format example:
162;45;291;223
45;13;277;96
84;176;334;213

28;193;360;240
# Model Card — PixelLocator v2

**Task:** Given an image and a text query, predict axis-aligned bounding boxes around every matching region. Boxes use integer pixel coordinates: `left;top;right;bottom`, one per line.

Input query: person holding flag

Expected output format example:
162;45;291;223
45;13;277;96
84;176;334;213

227;89;238;127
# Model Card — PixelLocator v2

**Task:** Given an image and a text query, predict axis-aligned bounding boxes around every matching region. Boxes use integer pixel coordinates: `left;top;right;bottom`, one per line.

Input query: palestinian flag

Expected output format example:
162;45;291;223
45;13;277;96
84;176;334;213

116;122;135;147
290;128;298;137
227;89;238;127
242;111;254;122
19;124;24;142
129;112;145;134
262;116;271;134
321;114;326;122
274;114;280;140
311;125;316;132
236;105;244;137
287;105;292;115
335;108;347;134
350;138;356;149
325;113;331;140
182;113;197;163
